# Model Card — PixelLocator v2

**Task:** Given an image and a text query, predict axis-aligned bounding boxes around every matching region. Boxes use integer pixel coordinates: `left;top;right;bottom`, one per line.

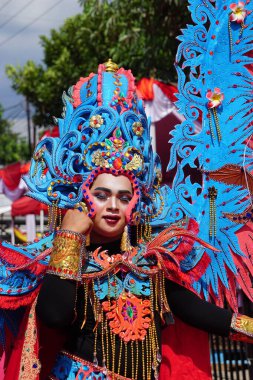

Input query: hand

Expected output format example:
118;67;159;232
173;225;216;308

60;207;93;236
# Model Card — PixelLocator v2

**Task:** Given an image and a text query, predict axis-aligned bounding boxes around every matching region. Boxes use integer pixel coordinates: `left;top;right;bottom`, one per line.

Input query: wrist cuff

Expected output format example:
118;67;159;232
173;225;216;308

47;229;86;281
230;313;253;343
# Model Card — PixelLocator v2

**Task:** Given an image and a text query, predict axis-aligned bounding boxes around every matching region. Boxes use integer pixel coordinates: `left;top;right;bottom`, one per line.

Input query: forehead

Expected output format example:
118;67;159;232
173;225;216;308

90;173;132;192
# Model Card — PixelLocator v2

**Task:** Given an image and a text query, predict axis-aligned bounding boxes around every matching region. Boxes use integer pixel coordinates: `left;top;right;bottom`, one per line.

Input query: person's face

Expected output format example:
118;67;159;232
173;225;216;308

89;173;133;243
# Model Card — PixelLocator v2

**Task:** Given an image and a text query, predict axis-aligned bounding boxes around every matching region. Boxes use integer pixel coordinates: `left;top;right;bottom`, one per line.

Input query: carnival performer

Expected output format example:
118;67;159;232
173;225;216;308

1;59;253;380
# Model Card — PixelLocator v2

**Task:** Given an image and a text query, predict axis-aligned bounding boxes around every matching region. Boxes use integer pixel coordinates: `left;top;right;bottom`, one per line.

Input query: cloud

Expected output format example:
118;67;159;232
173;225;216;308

0;0;82;133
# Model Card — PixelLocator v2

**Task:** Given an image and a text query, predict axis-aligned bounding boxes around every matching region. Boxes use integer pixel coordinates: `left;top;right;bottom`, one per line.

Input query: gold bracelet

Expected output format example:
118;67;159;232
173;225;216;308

230;313;253;343
47;229;86;281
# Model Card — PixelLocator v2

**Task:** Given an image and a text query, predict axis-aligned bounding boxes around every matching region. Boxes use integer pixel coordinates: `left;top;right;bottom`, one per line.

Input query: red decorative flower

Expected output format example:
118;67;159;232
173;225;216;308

230;2;247;23
206;88;224;109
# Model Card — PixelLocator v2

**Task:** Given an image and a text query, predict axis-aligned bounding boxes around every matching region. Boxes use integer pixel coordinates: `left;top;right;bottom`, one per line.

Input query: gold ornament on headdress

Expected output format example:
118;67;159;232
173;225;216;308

125;154;143;171
104;59;119;73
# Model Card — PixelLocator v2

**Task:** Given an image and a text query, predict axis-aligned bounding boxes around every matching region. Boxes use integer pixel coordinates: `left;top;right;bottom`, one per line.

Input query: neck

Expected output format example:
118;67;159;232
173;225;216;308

90;231;123;245
88;238;121;255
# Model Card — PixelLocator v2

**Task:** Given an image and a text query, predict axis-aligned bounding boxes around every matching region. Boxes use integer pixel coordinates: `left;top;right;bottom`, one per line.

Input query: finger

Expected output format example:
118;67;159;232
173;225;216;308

74;202;88;213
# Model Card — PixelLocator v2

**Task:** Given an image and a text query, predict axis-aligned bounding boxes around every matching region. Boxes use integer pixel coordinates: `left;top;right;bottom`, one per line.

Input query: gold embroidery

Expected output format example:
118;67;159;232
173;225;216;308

19;299;41;380
47;231;85;280
231;313;253;336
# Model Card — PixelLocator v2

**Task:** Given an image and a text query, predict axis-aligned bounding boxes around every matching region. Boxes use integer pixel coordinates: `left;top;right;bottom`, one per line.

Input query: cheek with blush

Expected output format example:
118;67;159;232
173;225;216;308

125;202;134;223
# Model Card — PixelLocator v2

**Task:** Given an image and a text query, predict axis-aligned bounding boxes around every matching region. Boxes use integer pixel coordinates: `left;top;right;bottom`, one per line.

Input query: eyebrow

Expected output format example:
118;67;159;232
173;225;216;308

93;187;132;195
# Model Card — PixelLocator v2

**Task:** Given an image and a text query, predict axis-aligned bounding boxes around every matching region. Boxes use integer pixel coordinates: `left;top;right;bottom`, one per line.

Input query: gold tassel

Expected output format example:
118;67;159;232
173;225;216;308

144;216;152;242
120;225;131;252
212;108;222;142
58;207;62;227
138;223;143;242
208;186;217;238
81;281;88;329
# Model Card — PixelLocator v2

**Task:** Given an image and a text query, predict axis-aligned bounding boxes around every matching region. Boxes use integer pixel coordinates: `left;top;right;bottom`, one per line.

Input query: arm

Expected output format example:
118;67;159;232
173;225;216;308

36;275;77;328
36;208;93;328
165;279;232;336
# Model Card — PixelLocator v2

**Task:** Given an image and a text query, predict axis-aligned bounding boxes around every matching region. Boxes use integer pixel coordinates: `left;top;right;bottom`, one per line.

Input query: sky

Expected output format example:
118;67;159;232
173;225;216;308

0;0;82;136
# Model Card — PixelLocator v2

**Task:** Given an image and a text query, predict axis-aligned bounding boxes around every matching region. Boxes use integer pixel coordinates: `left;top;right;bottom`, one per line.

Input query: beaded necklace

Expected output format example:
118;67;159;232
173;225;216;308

80;245;171;380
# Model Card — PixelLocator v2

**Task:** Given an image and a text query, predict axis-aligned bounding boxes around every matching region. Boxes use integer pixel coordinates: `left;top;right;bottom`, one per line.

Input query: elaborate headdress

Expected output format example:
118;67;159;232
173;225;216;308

25;60;165;227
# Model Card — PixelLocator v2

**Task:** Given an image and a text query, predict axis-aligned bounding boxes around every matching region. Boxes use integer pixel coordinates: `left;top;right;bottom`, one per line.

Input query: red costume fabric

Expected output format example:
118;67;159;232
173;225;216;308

160;318;211;380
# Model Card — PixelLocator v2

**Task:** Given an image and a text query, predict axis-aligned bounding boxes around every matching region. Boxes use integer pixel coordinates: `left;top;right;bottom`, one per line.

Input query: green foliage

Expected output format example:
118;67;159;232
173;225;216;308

6;0;190;126
0;105;30;165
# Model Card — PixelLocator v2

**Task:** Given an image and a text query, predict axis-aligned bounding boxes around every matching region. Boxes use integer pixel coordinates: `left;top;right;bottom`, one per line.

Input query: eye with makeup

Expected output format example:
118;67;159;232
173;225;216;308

92;191;108;201
118;194;132;204
91;190;132;204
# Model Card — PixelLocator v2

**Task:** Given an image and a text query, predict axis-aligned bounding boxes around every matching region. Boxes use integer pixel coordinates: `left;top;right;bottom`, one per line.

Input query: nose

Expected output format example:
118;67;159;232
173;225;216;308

107;196;119;211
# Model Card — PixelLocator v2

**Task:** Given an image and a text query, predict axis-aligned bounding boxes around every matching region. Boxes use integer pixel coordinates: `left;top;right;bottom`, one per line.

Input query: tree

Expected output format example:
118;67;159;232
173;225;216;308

0;105;30;165
6;0;190;127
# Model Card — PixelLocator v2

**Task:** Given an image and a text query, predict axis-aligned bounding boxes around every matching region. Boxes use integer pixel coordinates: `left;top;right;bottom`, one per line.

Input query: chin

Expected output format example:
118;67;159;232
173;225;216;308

92;225;124;242
102;229;123;239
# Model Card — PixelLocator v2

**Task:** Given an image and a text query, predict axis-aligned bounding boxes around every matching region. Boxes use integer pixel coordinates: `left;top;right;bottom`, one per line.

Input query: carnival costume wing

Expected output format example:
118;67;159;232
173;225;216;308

163;0;253;310
0;234;53;354
206;164;253;193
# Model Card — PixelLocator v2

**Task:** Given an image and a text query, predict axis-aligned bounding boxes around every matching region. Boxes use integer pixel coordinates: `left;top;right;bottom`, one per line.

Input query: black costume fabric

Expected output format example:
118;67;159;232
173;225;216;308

36;241;232;379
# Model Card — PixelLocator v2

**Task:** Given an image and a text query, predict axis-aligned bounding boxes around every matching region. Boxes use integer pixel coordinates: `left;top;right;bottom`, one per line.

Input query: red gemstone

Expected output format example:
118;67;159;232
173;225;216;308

73;174;83;183
113;158;122;170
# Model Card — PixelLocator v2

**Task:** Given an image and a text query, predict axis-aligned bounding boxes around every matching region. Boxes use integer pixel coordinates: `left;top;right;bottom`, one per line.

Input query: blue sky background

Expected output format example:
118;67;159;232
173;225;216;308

0;0;82;136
